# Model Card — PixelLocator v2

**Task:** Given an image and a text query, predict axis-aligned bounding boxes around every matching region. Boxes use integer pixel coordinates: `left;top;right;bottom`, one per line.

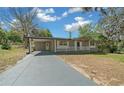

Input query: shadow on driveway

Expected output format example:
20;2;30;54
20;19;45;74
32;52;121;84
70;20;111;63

34;51;106;56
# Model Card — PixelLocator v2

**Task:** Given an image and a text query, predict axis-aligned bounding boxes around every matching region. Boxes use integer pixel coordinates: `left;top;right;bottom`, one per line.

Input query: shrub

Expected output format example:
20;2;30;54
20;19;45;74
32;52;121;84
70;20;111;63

109;45;118;53
97;44;118;53
120;48;124;53
1;43;11;50
97;44;110;53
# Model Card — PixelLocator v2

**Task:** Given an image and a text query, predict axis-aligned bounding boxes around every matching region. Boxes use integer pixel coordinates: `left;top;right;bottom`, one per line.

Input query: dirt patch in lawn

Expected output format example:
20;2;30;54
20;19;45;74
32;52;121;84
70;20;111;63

59;54;124;85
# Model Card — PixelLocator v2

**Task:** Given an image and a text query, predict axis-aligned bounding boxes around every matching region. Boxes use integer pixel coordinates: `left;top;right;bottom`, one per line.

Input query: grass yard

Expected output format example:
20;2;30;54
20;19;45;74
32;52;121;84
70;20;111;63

94;53;124;63
0;45;27;72
59;53;124;85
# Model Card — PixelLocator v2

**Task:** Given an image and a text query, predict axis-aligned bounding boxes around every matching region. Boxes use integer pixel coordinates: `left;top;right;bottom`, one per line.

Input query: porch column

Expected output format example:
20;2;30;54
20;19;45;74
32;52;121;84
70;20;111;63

80;41;82;50
54;40;57;52
67;41;69;51
29;37;32;54
74;40;77;51
89;40;91;51
89;40;90;46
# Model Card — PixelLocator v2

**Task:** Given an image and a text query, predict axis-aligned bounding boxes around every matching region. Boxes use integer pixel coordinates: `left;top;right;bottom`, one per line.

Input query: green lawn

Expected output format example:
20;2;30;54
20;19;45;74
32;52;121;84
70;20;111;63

0;45;27;72
94;53;124;63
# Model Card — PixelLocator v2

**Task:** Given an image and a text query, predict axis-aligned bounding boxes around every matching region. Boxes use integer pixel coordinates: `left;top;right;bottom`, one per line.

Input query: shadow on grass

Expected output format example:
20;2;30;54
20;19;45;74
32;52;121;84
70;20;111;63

34;51;107;56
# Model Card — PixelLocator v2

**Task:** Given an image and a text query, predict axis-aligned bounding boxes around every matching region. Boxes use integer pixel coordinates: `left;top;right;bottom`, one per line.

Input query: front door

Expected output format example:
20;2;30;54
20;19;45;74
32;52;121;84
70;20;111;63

77;42;80;47
45;42;50;50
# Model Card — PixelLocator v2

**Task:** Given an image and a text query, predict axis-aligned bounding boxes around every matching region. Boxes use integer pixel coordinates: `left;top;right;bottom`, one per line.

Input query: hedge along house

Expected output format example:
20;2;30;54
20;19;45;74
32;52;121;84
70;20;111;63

25;36;97;53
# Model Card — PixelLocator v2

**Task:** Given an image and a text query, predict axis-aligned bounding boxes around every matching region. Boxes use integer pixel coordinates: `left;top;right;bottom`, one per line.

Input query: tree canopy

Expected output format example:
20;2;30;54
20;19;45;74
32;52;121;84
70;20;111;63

79;24;106;41
7;30;23;43
38;29;52;37
31;28;53;37
0;29;7;44
100;8;124;41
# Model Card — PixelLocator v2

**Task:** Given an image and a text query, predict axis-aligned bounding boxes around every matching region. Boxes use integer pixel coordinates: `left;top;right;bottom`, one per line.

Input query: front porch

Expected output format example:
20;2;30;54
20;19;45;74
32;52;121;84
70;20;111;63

55;39;96;52
26;37;97;53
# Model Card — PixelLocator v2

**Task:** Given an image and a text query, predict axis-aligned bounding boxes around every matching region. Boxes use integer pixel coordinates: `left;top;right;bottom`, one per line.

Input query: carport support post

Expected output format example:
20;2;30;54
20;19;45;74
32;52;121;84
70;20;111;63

28;37;32;54
74;40;77;51
54;40;57;52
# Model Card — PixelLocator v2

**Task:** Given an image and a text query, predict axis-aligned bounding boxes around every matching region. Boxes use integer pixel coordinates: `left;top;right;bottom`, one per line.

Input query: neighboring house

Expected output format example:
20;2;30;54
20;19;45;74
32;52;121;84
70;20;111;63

26;36;97;53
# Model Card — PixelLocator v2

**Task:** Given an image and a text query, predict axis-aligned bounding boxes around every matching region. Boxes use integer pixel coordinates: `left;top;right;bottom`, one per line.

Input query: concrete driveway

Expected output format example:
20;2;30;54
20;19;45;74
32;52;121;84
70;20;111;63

0;51;96;86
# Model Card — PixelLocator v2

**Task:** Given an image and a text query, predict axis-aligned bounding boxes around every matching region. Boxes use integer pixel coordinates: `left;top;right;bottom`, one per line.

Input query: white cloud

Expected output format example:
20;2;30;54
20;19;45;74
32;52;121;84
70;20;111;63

68;8;83;13
74;16;84;21
37;8;55;14
0;21;4;25
37;8;44;13
65;23;80;32
45;8;55;14
12;19;17;23
61;8;83;18
89;14;92;17
37;8;60;22
37;8;89;23
37;13;58;22
65;17;91;32
62;12;68;17
37;8;84;22
56;17;61;20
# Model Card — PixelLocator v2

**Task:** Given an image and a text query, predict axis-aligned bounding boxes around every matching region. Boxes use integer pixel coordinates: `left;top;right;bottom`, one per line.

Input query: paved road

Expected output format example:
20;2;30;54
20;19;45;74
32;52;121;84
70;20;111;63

0;51;96;86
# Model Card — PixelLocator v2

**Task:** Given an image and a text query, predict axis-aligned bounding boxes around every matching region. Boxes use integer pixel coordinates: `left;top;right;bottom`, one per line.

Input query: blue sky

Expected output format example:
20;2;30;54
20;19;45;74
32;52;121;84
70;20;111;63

0;7;101;38
36;7;101;38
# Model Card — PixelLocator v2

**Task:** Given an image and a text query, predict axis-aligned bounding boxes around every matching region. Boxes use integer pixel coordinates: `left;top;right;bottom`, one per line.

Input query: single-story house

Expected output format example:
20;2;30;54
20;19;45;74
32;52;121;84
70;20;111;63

25;36;97;53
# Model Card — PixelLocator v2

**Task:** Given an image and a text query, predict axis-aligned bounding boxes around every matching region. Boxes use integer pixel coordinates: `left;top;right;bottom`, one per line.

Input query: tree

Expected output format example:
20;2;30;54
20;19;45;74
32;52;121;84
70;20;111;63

79;24;91;39
0;29;11;50
7;30;23;44
0;8;38;48
81;8;124;41
32;29;52;37
79;24;104;40
79;24;112;52
0;29;7;44
99;8;124;52
38;29;52;37
83;8;124;41
79;7;124;53
81;7;107;16
101;8;124;41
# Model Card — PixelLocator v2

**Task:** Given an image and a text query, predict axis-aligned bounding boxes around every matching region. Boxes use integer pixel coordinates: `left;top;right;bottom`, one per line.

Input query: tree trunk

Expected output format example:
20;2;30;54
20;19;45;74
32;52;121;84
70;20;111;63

24;38;29;49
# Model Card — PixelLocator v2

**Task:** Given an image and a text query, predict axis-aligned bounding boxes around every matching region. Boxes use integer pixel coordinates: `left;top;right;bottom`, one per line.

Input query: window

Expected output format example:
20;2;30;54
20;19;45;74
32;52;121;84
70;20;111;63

69;41;74;46
77;42;80;47
82;41;89;46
